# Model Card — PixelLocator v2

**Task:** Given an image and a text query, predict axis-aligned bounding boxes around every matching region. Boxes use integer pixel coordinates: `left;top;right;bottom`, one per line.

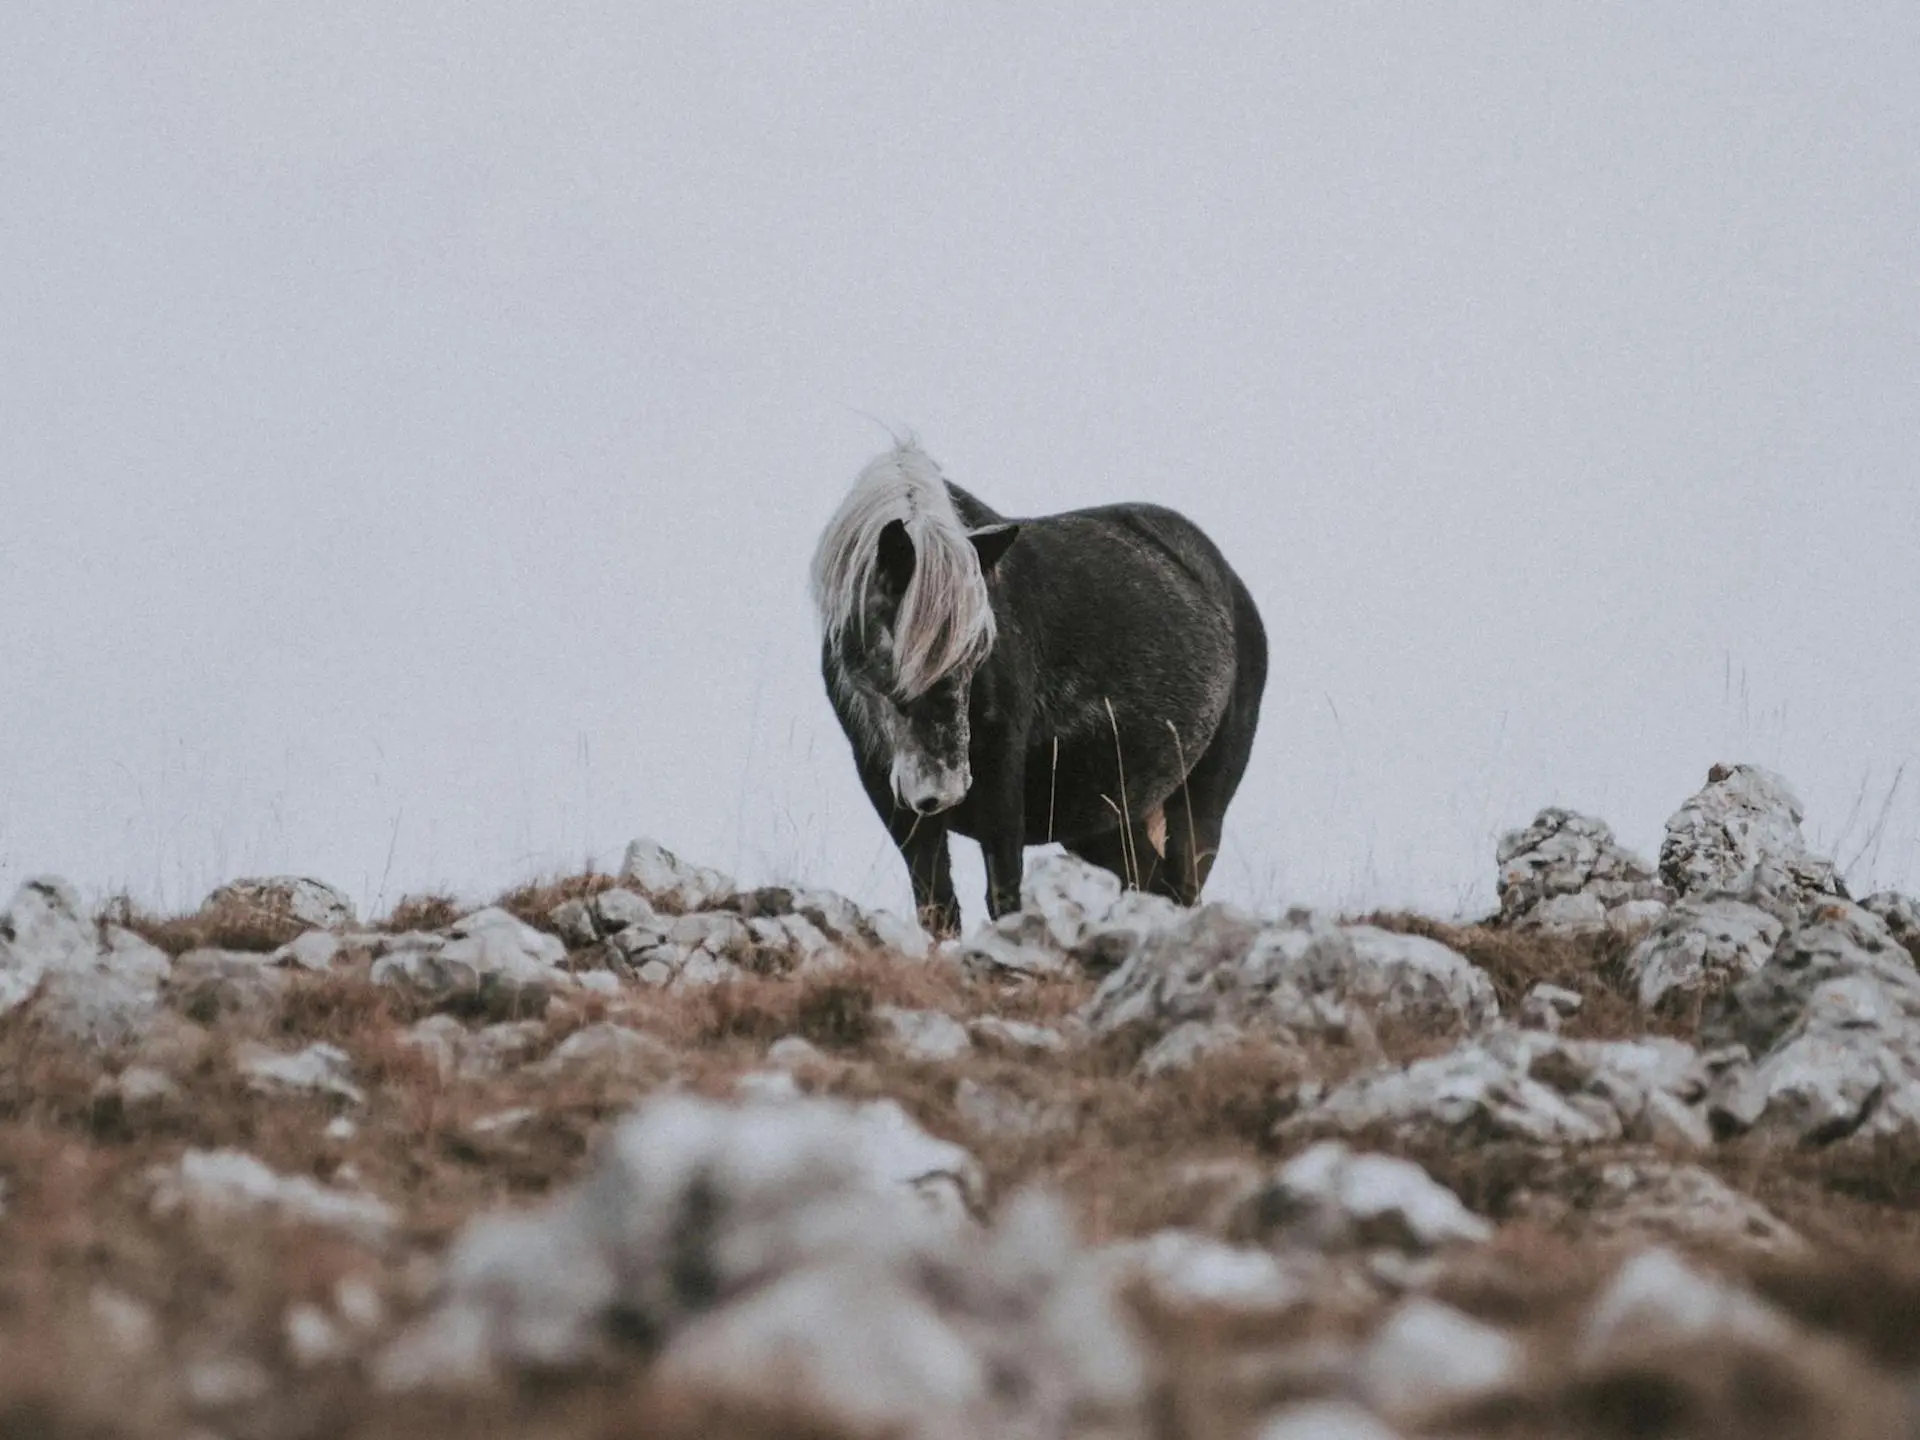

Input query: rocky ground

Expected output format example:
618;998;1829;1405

5;764;1920;1439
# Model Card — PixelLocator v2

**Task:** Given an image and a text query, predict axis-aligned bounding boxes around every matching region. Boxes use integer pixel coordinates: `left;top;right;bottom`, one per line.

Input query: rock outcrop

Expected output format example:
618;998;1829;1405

1495;807;1670;933
1623;895;1786;1012
370;907;569;1013
1075;902;1497;1073
553;842;930;989
1660;763;1846;911
1281;1027;1712;1150
1701;898;1920;1145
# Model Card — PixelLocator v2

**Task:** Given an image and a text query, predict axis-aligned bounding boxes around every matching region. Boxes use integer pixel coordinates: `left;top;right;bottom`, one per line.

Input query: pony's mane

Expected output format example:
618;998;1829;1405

810;441;996;700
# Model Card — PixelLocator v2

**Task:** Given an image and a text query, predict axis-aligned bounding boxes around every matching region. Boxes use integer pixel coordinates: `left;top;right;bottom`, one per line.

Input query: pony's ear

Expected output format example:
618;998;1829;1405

875;518;916;595
969;523;1020;575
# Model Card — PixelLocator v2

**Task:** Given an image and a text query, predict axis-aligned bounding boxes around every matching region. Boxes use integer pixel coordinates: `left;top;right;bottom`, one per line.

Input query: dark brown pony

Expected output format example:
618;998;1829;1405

812;441;1267;937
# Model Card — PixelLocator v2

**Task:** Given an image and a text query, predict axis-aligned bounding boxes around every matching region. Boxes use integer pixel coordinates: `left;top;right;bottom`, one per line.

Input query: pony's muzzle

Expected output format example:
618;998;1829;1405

891;755;970;816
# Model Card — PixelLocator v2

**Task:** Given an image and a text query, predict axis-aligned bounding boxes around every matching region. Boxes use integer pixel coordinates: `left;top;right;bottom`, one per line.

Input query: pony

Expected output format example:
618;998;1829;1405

811;440;1268;938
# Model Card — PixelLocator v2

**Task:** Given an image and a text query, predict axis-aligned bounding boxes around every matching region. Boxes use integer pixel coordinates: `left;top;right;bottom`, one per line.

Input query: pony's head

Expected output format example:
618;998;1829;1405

812;443;1019;815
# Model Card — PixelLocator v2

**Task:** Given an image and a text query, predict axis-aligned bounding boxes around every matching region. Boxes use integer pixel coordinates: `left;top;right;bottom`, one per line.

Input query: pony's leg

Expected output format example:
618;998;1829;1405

892;821;960;938
972;754;1030;921
982;834;1024;921
855;761;963;938
1160;685;1262;907
1157;789;1219;907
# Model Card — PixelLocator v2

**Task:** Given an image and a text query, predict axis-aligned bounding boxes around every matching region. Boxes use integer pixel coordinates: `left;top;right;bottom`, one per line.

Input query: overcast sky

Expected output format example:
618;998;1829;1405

4;3;1917;927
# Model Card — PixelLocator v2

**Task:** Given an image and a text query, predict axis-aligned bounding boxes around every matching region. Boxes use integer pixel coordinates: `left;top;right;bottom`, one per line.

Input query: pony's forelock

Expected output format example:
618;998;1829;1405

810;442;996;699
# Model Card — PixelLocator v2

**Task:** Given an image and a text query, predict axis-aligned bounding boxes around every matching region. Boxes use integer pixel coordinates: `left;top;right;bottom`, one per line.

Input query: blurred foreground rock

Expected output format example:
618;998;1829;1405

1226;1141;1492;1255
379;1093;1144;1439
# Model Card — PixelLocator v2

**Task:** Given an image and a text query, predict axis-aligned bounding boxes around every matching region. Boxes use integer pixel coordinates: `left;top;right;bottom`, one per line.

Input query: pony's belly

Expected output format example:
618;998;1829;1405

1019;733;1194;845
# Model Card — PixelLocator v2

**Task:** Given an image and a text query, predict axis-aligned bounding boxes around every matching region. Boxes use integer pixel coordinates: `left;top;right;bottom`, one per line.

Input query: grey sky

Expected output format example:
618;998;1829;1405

4;3;1917;925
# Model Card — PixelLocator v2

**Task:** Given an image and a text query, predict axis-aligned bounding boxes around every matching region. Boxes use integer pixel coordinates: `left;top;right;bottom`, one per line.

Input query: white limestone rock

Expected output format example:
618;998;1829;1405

876;1005;973;1063
202;875;357;934
1097;1229;1314;1314
96;1064;182;1112
401;1017;547;1082
663;910;752;961
956;921;1077;981
0;877;170;1043
90;1287;160;1356
1496;808;1669;931
1021;850;1125;951
968;1016;1069;1054
1233;1141;1492;1255
1577;1247;1792;1363
1137;1019;1251;1076
589;886;657;934
1521;1156;1802;1254
956;852;1181;980
1339;925;1502;1030
1255;1402;1405;1440
152;1148;395;1243
653;1191;1144;1440
765;1035;831;1070
1518;982;1583;1032
377;1094;1142;1440
1701;899;1920;1145
272;929;353;970
1625;896;1786;1011
235;1041;365;1105
953;1078;1076;1142
1862;890;1920;953
370;906;567;1011
1080;906;1496;1071
1359;1297;1521;1423
169;946;289;1020
619;838;734;911
1281;1027;1709;1150
528;1023;675;1083
1660;763;1845;909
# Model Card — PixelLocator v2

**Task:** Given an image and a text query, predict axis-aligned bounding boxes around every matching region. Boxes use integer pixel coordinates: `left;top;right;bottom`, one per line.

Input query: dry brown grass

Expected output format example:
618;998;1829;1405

1459;1332;1908;1440
1359;912;1679;1041
383;893;465;934
494;873;621;935
112;894;305;956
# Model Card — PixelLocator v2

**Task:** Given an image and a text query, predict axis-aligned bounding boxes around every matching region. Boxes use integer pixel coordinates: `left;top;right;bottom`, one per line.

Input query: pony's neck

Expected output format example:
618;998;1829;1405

945;482;1006;530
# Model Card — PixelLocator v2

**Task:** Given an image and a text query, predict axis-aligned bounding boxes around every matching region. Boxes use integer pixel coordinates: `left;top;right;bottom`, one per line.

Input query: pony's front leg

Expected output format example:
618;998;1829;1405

982;831;1025;921
973;757;1029;921
893;821;961;939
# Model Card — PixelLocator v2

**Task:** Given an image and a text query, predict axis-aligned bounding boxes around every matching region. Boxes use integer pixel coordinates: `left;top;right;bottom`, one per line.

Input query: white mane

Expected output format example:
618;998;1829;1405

810;441;996;700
